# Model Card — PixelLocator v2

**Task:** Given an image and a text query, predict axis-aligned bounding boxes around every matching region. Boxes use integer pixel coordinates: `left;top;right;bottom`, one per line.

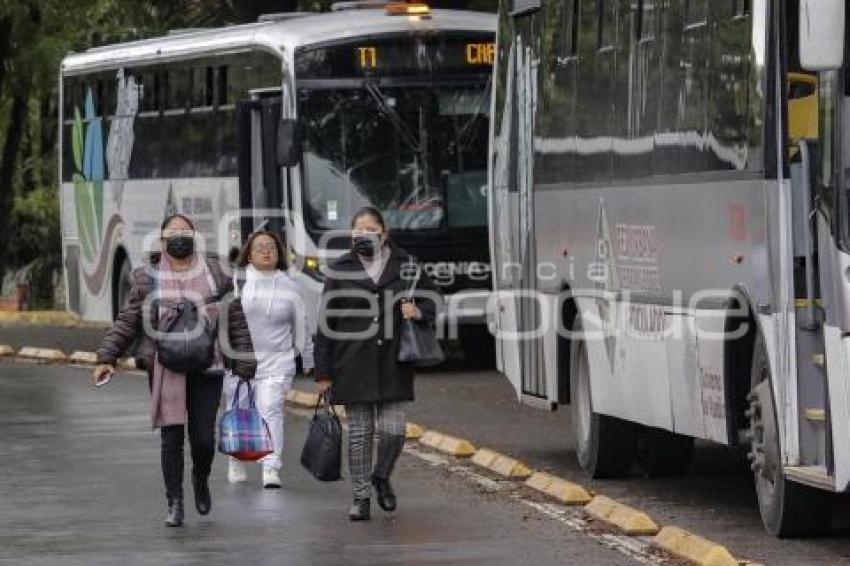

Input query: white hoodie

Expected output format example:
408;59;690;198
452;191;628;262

236;265;315;378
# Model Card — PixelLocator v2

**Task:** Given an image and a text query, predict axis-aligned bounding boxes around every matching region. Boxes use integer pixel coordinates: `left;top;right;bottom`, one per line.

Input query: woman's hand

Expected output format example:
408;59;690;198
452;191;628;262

93;364;115;386
317;379;332;395
401;299;422;321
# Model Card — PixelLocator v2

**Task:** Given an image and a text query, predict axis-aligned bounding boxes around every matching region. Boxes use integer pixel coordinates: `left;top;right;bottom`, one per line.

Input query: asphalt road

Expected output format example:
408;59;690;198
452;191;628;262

4;324;850;564
0;361;632;566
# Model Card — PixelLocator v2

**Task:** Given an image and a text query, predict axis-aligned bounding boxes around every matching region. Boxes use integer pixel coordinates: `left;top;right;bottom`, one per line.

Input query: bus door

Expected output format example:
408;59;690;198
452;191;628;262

490;3;548;404
236;93;287;242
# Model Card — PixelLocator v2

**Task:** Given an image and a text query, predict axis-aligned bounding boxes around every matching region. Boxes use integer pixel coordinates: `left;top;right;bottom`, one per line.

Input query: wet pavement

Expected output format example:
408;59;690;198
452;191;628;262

0;360;628;566
5;324;850;563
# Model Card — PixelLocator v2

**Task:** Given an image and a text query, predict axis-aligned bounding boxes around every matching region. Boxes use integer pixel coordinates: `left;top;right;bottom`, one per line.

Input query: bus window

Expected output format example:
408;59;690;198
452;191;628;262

191;66;214;108
166;67;190;111
216;66;229;107
597;0;616;49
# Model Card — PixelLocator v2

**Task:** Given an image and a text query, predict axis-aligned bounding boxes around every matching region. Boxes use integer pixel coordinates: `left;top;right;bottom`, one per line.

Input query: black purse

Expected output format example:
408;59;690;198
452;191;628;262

397;264;445;367
300;394;343;482
156;298;217;373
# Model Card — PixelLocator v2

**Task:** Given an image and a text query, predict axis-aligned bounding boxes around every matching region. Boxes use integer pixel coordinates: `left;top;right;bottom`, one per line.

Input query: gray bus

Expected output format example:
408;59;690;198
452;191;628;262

59;3;496;360
488;0;848;536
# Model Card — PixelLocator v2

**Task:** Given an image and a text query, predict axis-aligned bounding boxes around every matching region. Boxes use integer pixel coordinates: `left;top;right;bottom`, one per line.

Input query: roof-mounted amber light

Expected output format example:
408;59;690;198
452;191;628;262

386;2;430;16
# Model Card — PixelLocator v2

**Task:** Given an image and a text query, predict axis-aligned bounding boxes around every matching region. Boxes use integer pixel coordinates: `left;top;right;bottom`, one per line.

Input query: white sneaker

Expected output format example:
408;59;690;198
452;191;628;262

262;467;281;489
228;458;247;483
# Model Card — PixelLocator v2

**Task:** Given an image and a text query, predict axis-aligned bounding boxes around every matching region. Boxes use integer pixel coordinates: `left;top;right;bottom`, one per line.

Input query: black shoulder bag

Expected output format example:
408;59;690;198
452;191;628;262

156;289;221;374
397;264;445;367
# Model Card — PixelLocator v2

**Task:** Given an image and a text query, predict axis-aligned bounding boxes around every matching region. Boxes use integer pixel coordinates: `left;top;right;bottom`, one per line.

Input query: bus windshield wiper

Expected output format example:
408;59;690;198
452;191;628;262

364;81;423;156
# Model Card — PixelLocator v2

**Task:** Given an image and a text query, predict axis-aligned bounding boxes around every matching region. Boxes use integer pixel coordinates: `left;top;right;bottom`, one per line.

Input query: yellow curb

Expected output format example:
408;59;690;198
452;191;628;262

524;472;593;505
653;526;738;566
0;311;81;327
419;430;476;457
118;358;137;370
286;389;321;408
405;422;425;440
17;347;68;362
584;495;660;536
471;448;533;479
0;345;14;357
69;351;98;365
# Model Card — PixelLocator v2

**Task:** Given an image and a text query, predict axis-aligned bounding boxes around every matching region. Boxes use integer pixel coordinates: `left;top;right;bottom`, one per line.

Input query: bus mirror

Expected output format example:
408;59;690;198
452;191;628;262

277;118;301;168
799;0;845;71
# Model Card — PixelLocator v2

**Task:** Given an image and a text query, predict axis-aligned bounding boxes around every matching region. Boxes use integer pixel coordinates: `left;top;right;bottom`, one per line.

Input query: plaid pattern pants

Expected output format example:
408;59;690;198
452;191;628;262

346;401;407;500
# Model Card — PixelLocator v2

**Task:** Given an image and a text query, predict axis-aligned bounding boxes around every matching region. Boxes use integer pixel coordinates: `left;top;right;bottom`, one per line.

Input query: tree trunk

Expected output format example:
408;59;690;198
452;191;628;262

0;91;32;285
0;17;12;98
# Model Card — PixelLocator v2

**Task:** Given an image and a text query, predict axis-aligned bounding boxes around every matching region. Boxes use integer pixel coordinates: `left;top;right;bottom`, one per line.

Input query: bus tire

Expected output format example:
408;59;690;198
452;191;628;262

112;255;132;321
749;333;835;537
636;427;694;477
569;320;636;478
459;324;495;368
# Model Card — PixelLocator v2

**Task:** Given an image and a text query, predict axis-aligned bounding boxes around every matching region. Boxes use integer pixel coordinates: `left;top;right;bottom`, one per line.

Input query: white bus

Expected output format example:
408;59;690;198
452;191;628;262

59;3;496;358
488;0;847;536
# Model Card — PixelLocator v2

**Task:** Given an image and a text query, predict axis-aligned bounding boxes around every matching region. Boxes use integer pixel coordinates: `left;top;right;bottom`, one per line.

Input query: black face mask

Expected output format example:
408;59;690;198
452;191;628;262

351;234;379;258
165;236;195;259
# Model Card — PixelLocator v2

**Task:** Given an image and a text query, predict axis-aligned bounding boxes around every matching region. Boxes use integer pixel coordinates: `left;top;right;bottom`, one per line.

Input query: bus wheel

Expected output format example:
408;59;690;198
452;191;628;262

459;324;495;369
636;427;694;477
569;320;636;478
748;333;835;537
113;256;132;321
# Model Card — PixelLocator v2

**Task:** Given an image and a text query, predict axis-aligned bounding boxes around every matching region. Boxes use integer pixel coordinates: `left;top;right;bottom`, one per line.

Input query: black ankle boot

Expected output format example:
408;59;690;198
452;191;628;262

348;498;371;521
192;473;211;516
164;497;184;527
372;476;397;512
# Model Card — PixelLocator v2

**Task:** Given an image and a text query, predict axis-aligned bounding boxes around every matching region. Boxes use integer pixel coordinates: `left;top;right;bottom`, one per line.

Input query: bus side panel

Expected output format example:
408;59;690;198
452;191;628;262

694;309;730;444
665;312;705;438
826;328;850;490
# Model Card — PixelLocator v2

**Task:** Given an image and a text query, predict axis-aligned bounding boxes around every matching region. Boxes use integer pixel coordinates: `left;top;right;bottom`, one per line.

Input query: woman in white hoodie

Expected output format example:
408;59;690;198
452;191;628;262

224;230;314;488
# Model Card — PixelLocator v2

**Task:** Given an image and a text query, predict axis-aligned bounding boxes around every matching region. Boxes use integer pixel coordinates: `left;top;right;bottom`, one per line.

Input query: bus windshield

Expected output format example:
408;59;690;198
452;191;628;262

298;82;490;232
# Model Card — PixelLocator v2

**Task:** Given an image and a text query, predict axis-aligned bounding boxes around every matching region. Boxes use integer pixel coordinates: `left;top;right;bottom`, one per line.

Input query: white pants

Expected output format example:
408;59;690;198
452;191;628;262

223;372;294;471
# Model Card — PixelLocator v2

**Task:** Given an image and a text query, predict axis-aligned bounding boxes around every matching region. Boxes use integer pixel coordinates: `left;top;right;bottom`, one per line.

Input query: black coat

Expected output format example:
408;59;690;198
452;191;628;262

314;244;439;405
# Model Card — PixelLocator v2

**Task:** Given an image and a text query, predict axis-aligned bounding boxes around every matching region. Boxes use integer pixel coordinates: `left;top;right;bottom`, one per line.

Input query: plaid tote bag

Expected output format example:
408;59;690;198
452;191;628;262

218;379;274;461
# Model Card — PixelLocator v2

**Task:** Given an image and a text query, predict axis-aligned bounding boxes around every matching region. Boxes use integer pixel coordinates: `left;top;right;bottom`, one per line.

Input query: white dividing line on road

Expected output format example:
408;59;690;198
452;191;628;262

403;444;664;566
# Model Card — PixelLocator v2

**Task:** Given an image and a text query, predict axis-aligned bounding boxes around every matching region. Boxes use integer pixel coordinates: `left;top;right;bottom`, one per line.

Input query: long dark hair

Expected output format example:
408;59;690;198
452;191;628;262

351;206;388;233
237;230;288;270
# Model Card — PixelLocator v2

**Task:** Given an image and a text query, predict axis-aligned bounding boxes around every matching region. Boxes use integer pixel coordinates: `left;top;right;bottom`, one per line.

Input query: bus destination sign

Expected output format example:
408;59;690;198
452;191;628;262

296;35;495;79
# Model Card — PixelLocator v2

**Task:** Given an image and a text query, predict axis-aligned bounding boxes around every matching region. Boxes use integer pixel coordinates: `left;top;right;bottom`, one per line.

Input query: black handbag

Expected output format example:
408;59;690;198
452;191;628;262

397;265;445;367
300;394;343;482
156;298;217;373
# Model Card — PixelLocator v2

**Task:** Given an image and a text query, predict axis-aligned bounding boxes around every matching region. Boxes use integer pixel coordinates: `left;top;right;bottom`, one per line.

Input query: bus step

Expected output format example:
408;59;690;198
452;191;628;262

804;408;826;422
785;465;835;491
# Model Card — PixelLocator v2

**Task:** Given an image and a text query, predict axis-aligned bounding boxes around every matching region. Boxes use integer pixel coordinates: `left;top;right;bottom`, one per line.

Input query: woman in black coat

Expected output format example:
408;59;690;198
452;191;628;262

315;206;439;521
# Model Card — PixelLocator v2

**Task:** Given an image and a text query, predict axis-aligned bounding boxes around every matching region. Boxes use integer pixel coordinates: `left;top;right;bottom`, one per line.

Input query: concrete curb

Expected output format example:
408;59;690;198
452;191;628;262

286;389;321;408
471;448;533;479
69;351;98;365
0;345;14;357
525;471;593;505
16;347;68;362
405;422;425;440
652;526;739;566
284;389;346;417
584;495;660;536
0;311;83;327
419;430;476;457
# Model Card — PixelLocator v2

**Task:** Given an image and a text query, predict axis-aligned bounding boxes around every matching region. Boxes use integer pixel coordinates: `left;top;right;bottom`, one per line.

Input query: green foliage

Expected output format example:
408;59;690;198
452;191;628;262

8;187;62;308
